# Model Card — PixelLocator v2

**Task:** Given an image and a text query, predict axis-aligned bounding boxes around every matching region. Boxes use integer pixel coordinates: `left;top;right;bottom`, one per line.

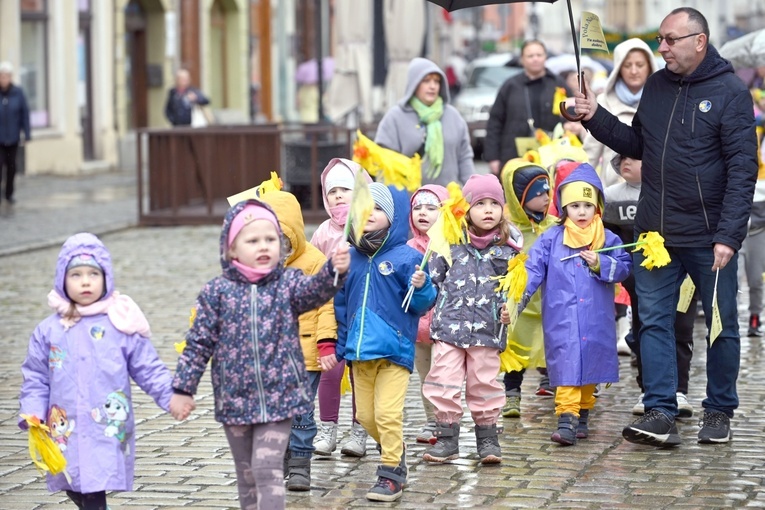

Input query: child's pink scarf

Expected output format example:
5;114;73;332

47;289;152;337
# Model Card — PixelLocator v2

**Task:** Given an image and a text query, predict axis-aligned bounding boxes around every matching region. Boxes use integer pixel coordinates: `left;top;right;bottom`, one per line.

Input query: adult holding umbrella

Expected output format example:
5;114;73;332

0;61;30;205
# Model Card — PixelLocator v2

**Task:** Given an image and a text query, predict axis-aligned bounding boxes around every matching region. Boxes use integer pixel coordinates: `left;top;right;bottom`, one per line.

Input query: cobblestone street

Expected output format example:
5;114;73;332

2;225;765;509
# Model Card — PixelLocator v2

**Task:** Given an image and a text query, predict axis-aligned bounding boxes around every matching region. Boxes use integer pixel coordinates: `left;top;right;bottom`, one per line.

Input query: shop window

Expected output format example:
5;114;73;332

21;0;49;128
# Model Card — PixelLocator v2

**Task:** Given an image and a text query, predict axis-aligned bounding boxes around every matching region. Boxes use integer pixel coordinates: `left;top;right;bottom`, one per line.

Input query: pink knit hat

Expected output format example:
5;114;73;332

462;174;505;208
227;204;281;247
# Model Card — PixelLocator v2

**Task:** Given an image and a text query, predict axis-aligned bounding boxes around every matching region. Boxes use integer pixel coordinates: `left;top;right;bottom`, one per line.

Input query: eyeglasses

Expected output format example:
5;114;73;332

656;32;701;46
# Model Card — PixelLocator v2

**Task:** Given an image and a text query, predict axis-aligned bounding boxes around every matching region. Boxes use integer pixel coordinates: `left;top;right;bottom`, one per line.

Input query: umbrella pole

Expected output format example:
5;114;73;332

560;0;586;122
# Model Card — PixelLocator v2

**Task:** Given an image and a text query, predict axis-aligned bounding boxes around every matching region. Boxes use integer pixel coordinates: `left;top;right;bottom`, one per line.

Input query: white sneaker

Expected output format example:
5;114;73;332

616;316;631;355
632;393;645;415
313;421;338;456
340;422;368;457
676;392;693;419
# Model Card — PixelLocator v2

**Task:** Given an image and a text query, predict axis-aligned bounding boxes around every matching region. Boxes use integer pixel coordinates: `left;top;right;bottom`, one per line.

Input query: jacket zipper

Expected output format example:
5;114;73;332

660;84;684;235
250;285;267;422
695;174;711;230
691;106;696;135
356;258;373;359
217;361;226;411
287;352;310;401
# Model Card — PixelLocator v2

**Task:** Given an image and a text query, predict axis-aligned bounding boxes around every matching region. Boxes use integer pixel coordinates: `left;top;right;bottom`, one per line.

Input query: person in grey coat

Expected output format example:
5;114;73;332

375;57;474;187
0;61;30;204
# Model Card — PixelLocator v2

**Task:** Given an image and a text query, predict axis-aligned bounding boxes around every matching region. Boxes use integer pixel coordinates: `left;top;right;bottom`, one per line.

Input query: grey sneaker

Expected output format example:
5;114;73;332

501;394;521;418
622;408;681;447
313;421;337;456
340;422;368;457
632;393;645;415
676;392;693;419
415;421;436;444
698;410;732;444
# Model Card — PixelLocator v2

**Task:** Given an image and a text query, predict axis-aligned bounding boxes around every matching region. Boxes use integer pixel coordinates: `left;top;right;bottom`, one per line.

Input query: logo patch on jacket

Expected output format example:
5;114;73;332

49;346;66;370
90;325;106;341
378;261;395;275
698;100;712;113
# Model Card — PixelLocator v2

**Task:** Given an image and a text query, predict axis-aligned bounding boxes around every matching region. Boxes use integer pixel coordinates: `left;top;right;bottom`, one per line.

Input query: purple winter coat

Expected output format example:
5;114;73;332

523;165;632;387
173;199;345;425
19;233;173;494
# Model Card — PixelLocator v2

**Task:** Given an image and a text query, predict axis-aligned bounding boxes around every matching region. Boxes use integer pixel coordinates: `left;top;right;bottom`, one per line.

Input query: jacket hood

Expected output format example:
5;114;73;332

664;44;732;84
258;190;305;266
319;158;372;217
399;57;450;108
603;38;658;95
408;184;449;248
220;199;284;283
501;159;551;226
378;185;412;255
556;163;606;212
55;233;114;301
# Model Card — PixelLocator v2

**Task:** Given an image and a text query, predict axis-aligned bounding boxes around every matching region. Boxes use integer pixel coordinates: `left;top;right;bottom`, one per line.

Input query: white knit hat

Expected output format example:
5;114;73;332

324;164;355;194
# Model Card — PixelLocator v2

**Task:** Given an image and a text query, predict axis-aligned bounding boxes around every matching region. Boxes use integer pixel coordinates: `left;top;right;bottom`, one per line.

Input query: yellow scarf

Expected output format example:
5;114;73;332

563;215;605;250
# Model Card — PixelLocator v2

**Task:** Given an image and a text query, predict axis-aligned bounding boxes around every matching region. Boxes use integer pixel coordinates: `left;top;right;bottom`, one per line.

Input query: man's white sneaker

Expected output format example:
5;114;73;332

632;393;645;415
676;392;693;419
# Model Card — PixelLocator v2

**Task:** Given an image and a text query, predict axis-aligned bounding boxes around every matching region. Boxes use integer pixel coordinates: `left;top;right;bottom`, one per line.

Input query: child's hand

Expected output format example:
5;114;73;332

319;354;338;371
332;243;351;274
170;394;195;421
500;303;511;325
579;250;598;267
410;266;426;289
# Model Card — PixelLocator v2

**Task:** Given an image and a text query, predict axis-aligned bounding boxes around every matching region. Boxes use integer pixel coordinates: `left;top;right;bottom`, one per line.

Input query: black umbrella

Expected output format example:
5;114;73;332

427;0;585;121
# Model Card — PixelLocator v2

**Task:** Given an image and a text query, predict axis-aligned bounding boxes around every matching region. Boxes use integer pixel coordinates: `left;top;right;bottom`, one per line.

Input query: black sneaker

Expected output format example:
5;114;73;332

622;408;681;447
366;465;405;502
698;410;732;444
748;314;763;337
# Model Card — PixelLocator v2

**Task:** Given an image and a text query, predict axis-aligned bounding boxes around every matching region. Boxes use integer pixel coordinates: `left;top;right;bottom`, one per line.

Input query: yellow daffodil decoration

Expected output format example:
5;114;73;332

633;231;671;270
352;130;421;192
442;182;470;245
174;307;197;354
20;414;70;482
257;171;283;196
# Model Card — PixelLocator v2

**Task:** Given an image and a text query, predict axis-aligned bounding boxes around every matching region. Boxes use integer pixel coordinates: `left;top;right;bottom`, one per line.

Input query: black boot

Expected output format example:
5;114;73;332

577;409;589;439
475;424;502;464
423;422;460;462
551;413;578;446
286;456;311;491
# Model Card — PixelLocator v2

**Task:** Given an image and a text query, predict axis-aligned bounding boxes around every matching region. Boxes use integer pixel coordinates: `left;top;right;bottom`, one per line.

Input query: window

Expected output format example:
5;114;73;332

21;0;49;128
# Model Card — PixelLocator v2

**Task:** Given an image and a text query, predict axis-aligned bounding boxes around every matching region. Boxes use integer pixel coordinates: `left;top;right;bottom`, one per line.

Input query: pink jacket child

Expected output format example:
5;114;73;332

19;233;173;505
407;184;448;443
310;157;373;256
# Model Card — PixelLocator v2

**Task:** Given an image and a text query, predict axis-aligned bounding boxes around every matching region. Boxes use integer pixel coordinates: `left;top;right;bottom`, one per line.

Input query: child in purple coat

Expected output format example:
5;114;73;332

19;232;179;509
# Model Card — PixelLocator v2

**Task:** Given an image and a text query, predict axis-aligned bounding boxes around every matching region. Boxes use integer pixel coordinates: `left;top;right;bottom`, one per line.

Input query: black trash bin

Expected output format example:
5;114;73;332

284;139;347;206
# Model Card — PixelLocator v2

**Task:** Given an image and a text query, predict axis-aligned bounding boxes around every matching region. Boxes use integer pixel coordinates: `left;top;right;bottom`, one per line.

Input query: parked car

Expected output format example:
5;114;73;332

453;53;522;158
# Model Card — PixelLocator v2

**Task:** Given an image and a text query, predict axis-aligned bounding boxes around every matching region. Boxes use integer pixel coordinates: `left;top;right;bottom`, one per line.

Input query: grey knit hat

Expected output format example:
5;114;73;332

369;182;395;224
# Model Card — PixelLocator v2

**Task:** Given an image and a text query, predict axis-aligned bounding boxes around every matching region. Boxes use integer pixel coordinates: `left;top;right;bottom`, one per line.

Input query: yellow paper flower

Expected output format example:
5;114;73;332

20;414;69;480
340;365;352;395
552;86;568;115
441;182;469;245
257;171;283;196
352;130;421;192
633;231;671;270
499;339;531;372
175;307;198;354
493;253;528;303
535;128;552;146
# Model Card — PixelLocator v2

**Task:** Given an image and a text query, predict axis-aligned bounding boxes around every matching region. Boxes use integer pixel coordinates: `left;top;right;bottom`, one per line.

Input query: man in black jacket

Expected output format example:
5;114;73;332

574;7;758;447
484;40;569;176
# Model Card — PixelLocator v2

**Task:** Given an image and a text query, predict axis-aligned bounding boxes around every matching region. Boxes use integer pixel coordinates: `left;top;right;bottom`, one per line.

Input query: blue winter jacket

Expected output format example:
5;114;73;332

583;45;758;251
334;185;437;372
0;84;31;145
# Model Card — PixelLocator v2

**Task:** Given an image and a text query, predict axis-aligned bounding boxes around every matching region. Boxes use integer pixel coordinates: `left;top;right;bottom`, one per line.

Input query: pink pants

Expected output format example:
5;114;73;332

422;342;505;425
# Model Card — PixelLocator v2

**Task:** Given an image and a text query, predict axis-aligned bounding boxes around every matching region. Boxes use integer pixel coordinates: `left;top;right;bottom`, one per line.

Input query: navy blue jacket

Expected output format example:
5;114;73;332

584;45;758;251
0;84;31;145
164;87;210;126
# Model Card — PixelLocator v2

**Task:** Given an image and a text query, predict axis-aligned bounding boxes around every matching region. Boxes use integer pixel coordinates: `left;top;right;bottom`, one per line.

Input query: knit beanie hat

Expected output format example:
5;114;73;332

512;165;549;205
325;164;355;194
67;253;103;272
227;204;281;248
369;182;395;224
560;181;599;208
462;174;505;208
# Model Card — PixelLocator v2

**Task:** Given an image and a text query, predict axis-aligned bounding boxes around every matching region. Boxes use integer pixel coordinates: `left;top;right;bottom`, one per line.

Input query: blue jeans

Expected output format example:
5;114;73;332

635;246;740;418
289;370;321;458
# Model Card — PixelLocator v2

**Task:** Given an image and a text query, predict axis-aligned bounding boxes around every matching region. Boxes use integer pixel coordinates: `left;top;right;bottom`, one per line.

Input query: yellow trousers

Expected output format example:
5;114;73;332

351;359;410;467
554;384;597;416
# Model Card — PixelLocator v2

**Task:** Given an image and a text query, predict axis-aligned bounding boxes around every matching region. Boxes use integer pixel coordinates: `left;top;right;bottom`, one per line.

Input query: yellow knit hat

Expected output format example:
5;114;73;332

560;181;598;208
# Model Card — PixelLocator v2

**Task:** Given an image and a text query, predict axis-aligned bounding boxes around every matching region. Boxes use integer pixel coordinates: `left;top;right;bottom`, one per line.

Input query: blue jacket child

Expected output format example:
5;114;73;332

334;183;436;501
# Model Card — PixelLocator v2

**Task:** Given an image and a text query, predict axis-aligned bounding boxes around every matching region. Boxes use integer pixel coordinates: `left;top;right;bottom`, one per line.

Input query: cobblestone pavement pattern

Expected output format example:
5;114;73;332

1;169;765;509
